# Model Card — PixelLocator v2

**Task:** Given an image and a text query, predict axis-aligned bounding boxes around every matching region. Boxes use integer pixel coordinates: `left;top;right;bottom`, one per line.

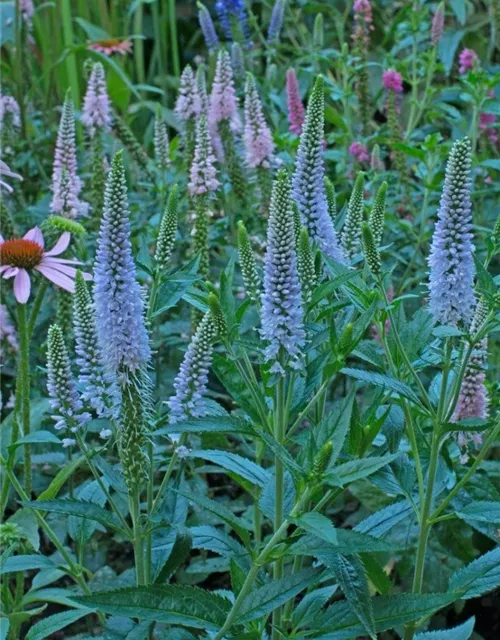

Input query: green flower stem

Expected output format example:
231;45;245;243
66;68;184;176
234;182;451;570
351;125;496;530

407;48;437;137
168;0;180;78
14;0;26;138
430;416;500;523
287;379;330;440
17;303;32;496
272;374;286;639
75;433;131;534
212;487;313;640
130;491;145;586
145;440;154;584
151;433;187;514
27;280;48;337
133;5;145;86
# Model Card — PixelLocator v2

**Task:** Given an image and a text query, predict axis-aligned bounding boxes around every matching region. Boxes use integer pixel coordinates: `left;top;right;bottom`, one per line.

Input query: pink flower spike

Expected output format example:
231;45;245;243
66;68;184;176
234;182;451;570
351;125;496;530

286;69;305;136
458;48;478;74
349;141;369;163
0;228;89;303
382;69;403;93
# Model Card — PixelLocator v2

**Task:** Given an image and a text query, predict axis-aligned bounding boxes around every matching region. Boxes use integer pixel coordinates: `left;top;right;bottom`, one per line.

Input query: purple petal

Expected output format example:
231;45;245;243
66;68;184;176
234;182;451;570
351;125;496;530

45;232;71;257
35;264;76;292
23;227;45;247
14;269;31;303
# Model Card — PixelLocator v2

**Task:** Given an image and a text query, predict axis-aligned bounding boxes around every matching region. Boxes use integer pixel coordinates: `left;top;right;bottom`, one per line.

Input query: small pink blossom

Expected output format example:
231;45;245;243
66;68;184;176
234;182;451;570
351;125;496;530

382;69;403;93
208;50;240;130
175;65;201;122
0;94;21;128
458;48;478;74
188;116;220;196
286;68;305;136
244;75;275;168
0;228;91;304
88;39;132;56
479;112;498;146
349;141;369;163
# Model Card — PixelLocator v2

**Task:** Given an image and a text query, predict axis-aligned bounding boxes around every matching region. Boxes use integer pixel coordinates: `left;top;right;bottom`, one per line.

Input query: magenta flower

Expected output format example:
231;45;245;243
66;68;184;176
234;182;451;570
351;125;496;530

0;160;22;194
382;69;403;93
479;112;498;146
0;228;90;304
349;141;369;163
286;68;305;135
458;48;478;74
81;62;111;137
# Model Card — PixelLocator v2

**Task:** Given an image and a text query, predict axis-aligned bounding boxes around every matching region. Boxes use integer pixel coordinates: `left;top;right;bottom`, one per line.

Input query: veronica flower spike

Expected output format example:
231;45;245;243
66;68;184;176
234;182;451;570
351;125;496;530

292;75;345;263
261;169;305;374
428;138;476;326
0;228;90;304
81;61;111;137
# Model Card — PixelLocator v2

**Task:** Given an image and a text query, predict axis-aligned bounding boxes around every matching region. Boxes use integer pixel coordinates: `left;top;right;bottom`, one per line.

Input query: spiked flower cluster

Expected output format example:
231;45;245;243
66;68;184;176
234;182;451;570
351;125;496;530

47;324;91;435
268;0;286;42
431;2;445;46
0;94;20;128
341;172;365;260
196;65;209;115
243;74;275;168
368;181;387;246
189;115;220;196
73;272;118;418
81;62;111;137
209;50;240;130
297;227;317;303
231;42;245;79
198;2;220;51
155;185;179;269
154;106;171;172
94;153;151;373
237;221;261;303
175;65;201;122
324;177;337;221
261;170;305;374
428;138;476;326
50;94;88;219
351;0;373;132
458;48;478;74
167;313;217;441
215;0;251;44
292;76;344;263
362;223;382;276
286;69;305;135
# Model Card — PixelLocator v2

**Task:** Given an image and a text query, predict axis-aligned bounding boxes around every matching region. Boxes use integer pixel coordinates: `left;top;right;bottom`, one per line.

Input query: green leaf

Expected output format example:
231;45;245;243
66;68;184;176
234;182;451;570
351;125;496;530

258;432;305;481
8;431;61;452
190;450;268;487
25;608;92;640
450;0;466;25
292;585;337;630
173;489;252;545
155;529;192;584
1;555;56;574
455;501;500;524
481;159;500;171
37;456;86;501
311;593;455;638
322;554;376;639
190;525;247;558
414;616;475;639
155;416;254;437
8;508;40;552
355;500;414;537
326;455;398;487
314;393;355;466
341;368;420;404
239;566;324;623
73;585;231;631
438;29;465;75
0;617;9;640
68;480;107;544
150;528;176;582
294;513;338;545
290;529;395;556
449;547;500;599
23;499;124;534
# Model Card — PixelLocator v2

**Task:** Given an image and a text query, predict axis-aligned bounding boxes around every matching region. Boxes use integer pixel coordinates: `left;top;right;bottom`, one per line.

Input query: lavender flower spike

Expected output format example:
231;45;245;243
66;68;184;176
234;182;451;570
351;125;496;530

243;73;275;168
209;49;241;131
81;62;111;137
268;0;286;42
47;324;91;435
428;138;476;325
189;115;220;196
197;2;219;52
50;93;88;219
167;313;217;442
175;65;201;122
94;151;151;373
261;169;305;374
292;75;345;263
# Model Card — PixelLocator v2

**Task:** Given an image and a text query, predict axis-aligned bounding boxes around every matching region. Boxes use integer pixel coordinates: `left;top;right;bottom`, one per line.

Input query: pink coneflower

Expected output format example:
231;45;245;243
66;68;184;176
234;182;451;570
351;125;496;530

0;228;90;304
286;68;305;135
382;69;403;93
0;160;22;193
458;48;478;74
349;141;369;163
88;39;132;56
